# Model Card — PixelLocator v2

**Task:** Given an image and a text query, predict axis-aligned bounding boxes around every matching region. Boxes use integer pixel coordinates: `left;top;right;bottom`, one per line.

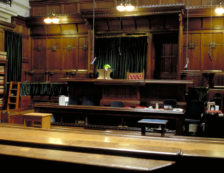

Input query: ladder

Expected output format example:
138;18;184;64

7;82;20;111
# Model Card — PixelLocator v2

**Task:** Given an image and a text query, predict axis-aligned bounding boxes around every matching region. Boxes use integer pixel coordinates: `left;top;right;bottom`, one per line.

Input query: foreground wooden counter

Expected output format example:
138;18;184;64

0;125;223;172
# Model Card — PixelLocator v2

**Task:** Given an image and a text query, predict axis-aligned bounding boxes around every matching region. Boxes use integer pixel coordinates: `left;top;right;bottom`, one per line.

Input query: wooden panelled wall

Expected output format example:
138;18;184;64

1;0;224;83
182;16;224;86
183;17;224;70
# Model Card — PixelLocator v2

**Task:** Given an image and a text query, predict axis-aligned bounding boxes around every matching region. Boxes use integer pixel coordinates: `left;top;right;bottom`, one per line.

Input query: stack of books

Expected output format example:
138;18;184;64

0;98;3;107
0;51;7;60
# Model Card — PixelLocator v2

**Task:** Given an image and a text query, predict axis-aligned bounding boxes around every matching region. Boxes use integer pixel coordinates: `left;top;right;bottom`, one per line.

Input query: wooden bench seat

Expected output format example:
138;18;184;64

138;119;168;137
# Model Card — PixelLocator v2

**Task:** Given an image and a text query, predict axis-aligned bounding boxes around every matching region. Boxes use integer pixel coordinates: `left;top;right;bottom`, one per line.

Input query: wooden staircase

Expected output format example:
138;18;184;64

7;82;20;111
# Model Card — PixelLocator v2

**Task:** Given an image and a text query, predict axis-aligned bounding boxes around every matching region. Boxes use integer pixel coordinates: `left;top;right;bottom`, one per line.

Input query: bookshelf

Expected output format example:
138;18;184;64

0;51;7;109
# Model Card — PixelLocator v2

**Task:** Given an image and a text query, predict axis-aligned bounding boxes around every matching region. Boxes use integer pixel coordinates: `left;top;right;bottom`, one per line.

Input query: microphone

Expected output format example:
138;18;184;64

90;57;97;65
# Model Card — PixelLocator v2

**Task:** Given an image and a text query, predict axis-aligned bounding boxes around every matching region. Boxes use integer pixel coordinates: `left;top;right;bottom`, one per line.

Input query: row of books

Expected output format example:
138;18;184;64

0;51;7;60
0;66;4;73
0;51;6;108
0;85;4;93
0;98;3;107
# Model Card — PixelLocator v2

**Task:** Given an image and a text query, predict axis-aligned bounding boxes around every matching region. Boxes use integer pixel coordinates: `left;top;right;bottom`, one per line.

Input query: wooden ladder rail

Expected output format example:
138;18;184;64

7;82;20;111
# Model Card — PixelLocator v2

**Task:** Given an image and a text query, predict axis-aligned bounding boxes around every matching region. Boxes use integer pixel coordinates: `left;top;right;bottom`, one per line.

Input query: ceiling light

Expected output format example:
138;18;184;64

215;2;224;15
116;0;135;12
43;17;52;24
116;4;125;12
51;18;60;24
43;11;60;24
215;6;224;15
125;4;135;11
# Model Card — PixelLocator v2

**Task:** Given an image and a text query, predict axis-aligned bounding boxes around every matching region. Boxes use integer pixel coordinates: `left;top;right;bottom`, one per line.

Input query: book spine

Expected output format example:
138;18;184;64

0;51;7;56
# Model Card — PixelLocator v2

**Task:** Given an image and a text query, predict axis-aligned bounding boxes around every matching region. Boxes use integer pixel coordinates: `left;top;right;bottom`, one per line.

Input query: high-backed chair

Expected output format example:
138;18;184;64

110;101;124;107
110;101;126;127
185;101;204;136
163;99;177;108
82;96;96;106
69;96;78;105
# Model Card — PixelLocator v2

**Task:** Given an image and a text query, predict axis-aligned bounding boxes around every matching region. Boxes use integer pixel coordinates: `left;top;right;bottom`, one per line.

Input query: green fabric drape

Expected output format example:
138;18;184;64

94;37;147;79
20;83;68;96
5;30;22;82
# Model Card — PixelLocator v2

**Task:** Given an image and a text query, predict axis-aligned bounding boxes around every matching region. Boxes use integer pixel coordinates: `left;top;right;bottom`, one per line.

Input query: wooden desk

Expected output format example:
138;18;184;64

23;112;52;129
138;119;168;136
34;103;185;135
61;78;192;107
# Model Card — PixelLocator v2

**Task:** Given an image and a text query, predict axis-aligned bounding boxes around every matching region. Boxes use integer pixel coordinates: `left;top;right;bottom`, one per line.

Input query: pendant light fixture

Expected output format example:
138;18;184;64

215;1;224;15
116;0;135;12
43;11;60;24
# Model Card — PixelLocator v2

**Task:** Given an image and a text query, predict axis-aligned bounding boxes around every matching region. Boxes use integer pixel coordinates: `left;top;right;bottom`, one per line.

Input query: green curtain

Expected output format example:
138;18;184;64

5;30;22;82
20;83;68;96
94;36;147;79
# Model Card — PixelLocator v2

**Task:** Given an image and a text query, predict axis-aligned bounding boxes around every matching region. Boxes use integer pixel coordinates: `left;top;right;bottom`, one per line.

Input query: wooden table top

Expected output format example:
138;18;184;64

23;112;52;117
0;125;224;160
34;103;185;115
60;78;193;85
0;143;174;171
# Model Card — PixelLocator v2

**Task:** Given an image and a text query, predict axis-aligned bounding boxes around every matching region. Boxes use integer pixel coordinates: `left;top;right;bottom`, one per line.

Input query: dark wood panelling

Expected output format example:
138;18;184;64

77;37;88;69
32;39;46;70
30;6;47;16
202;33;223;70
61;24;77;34
122;18;136;32
203;18;224;30
31;36;88;82
183;33;202;70
62;38;77;70
188;18;202;30
77;24;88;33
47;38;62;70
62;3;78;14
45;25;62;35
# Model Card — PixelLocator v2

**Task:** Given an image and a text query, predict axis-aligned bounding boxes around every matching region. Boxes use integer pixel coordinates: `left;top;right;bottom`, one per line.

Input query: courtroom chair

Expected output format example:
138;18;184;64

126;71;144;80
163;99;177;108
213;93;222;109
110;101;126;127
82;96;97;106
184;101;205;136
110;101;124;107
69;96;78;105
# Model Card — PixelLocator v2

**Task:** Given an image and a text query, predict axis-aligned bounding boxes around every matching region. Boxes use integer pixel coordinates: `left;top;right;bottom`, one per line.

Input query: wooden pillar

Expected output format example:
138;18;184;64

178;12;184;79
146;33;152;79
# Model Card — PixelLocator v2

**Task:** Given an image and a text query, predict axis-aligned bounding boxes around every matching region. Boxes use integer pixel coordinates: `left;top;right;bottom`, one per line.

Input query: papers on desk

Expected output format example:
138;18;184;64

172;108;184;112
145;107;184;113
123;106;184;113
59;95;69;106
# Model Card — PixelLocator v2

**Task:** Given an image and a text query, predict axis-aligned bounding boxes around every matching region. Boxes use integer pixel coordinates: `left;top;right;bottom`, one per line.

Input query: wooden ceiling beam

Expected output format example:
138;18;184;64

81;4;185;18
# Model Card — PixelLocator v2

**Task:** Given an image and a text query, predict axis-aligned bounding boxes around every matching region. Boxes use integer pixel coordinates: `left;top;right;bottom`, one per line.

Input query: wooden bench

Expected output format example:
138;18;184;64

23;112;52;129
138;119;168;137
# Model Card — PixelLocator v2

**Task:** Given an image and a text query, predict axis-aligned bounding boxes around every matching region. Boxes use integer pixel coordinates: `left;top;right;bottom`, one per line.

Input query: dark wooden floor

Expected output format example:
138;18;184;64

0;123;224;172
